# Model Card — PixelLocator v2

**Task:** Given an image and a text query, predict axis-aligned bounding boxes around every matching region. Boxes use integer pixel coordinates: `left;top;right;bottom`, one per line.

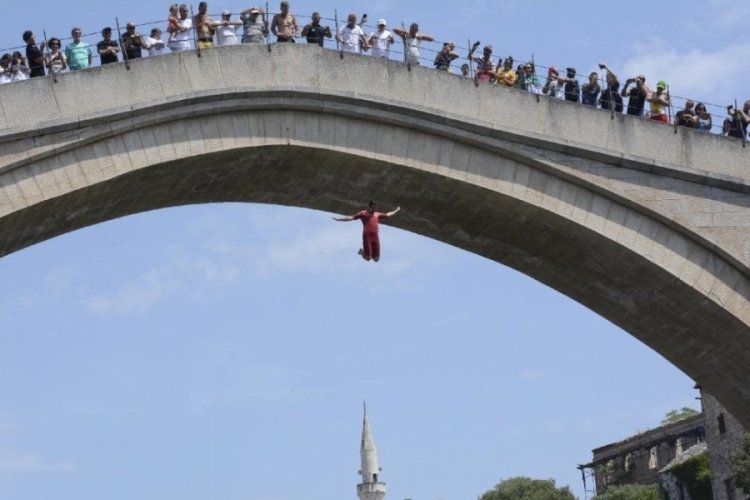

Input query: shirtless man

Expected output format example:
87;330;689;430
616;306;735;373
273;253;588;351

193;1;215;48
332;202;400;262
271;1;298;43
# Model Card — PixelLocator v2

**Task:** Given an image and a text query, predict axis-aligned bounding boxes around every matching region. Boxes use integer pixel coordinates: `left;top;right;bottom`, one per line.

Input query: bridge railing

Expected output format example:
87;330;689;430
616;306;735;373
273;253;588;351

1;8;746;145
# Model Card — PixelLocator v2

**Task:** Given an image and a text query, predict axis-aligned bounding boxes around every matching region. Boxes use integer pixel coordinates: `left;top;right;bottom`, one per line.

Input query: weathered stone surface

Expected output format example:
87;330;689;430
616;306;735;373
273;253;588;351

0;44;749;425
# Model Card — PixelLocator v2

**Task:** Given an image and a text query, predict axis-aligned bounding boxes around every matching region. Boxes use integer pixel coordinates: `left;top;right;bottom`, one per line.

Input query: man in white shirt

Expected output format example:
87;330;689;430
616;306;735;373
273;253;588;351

169;3;193;52
145;28;166;56
368;19;394;59
337;13;368;54
214;10;242;45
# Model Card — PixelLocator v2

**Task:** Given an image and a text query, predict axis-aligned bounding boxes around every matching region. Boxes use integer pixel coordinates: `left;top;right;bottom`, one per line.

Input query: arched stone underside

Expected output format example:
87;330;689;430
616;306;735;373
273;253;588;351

0;45;748;424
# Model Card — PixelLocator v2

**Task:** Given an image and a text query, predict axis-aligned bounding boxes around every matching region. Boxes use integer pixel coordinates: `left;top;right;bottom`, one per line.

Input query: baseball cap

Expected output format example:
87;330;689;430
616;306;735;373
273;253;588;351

222;9;231;15
378;18;386;26
657;79;667;89
250;8;260;14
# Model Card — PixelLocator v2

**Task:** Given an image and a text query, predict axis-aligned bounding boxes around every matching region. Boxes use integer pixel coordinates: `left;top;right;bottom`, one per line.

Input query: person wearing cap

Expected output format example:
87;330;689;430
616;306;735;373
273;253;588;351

122;21;148;59
213;10;242;46
145;28;166;56
240;6;268;43
337;13;368;54
433;41;458;71
560;67;580;103
393;22;433;66
467;43;495;72
193;2;215;49
621;73;650;117
332;201;401;263
301;12;331;48
368;19;394;59
460;63;470;78
271;1;298;43
647;80;671;123
97;27;119;64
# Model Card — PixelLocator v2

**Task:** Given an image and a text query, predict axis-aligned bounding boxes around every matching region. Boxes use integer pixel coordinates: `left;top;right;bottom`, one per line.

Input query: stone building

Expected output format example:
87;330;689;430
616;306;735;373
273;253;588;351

578;413;705;495
357;404;386;500
700;390;748;500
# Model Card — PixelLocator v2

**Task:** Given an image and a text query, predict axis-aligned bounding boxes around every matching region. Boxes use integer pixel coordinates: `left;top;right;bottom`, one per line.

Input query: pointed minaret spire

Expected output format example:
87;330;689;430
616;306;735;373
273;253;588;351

357;402;386;500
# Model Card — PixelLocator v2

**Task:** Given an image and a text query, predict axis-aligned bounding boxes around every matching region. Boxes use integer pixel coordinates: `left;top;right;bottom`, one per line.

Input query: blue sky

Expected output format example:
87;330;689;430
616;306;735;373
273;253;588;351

1;1;748;499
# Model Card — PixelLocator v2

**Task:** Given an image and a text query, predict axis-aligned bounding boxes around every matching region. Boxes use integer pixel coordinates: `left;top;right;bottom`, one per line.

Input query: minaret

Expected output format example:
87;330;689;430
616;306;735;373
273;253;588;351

357;403;386;500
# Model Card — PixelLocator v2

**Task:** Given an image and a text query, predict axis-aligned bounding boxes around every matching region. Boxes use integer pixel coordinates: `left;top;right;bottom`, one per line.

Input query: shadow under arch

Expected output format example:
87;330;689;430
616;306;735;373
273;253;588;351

0;43;748;425
2;142;749;425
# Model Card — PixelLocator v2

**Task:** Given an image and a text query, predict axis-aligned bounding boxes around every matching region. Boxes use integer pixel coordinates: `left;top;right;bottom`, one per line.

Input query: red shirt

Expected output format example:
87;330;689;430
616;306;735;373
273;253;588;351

353;210;388;235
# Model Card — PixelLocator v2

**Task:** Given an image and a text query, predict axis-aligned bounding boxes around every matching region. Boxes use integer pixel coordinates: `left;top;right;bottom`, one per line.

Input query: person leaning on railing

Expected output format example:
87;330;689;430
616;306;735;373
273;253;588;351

496;57;516;87
726;100;750;139
240;6;267;44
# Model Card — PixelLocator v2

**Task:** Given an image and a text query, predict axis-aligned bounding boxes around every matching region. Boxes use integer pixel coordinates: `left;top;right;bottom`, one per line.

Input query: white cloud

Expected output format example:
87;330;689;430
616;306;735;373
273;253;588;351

621;39;750;108
81;206;453;315
0;452;75;473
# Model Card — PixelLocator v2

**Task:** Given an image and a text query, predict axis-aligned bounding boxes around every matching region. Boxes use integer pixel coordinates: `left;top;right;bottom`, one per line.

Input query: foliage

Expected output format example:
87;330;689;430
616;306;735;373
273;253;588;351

669;451;712;500
661;407;699;425
478;476;576;500
733;433;750;495
592;483;661;500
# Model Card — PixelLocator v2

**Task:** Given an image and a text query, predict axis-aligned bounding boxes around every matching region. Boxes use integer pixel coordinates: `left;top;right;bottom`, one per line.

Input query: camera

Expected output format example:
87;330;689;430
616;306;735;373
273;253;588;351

598;63;605;69
472;41;480;48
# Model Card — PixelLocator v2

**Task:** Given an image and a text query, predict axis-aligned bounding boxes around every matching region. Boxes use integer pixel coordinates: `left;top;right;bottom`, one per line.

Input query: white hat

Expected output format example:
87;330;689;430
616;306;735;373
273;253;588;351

222;9;230;15
378;18;386;26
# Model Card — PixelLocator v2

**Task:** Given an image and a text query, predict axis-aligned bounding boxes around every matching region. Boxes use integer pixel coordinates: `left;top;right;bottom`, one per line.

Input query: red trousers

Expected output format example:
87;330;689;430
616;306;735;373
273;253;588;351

362;231;380;260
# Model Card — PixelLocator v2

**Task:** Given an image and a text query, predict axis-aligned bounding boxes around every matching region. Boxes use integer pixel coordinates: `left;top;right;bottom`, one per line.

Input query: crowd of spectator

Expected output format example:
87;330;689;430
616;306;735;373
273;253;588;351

1;1;748;141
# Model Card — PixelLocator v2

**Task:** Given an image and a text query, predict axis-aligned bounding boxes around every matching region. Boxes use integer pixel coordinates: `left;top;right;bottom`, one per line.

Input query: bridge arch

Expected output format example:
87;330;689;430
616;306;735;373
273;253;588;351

1;44;749;424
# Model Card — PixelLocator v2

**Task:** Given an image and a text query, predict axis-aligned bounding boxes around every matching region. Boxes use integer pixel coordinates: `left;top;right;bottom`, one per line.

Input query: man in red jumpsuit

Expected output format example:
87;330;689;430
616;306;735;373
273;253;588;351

333;201;401;262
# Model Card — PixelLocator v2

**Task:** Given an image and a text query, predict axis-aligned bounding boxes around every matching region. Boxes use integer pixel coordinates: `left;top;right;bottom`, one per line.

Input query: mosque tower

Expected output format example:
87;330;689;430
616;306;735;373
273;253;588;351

357;403;386;500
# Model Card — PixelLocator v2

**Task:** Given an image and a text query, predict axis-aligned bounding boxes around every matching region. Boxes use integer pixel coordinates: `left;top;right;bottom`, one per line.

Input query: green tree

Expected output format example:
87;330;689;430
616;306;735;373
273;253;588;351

733;433;750;495
661;407;699;425
478;476;575;500
592;483;661;500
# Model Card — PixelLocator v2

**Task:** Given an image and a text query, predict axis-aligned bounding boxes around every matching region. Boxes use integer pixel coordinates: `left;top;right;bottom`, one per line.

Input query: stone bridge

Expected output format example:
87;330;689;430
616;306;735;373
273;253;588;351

1;44;749;425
